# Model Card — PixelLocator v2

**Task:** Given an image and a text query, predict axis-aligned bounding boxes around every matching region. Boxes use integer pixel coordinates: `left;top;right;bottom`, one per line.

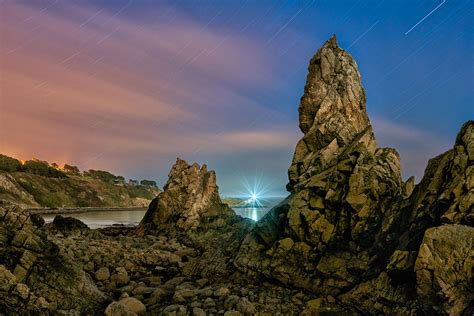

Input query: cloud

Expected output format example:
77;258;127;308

0;1;285;176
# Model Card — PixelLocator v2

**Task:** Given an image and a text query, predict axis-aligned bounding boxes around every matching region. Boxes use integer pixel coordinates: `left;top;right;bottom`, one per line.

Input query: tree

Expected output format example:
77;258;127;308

85;169;124;183
22;159;66;178
22;160;50;176
129;179;139;186
63;164;80;175
0;154;21;172
140;179;157;188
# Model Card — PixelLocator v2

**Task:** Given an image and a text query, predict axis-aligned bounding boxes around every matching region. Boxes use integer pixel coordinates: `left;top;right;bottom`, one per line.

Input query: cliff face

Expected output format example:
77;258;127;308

136;158;235;236
235;36;473;314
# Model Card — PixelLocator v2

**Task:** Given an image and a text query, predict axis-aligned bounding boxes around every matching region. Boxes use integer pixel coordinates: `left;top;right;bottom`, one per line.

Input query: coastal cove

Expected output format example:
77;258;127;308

34;198;283;228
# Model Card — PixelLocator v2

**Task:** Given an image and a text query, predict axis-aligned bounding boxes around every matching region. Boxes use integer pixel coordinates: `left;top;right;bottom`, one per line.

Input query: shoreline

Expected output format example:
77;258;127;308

27;206;148;215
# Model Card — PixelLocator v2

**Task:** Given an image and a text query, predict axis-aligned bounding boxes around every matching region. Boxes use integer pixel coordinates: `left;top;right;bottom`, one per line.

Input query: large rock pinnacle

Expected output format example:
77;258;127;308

288;35;375;192
136;158;234;236
236;35;402;294
235;35;473;314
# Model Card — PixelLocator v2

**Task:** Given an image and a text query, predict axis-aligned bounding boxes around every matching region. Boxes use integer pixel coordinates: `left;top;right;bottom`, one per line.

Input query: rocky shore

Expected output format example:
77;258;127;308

0;35;472;315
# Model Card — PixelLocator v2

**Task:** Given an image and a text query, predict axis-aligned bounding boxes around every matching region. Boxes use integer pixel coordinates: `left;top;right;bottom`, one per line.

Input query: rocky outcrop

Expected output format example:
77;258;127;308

136;158;253;283
136;158;235;236
415;225;473;315
0;201;106;314
235;35;473;315
236;35;405;294
288;34;373;191
398;120;473;250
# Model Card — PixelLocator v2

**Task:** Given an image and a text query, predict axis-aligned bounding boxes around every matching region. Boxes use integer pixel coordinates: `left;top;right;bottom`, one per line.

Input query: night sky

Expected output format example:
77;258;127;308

1;0;473;197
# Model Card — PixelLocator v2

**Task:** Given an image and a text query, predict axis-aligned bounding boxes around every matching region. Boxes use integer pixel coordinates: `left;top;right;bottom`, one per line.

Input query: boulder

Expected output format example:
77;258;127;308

415;224;473;315
52;214;89;232
95;267;110;281
104;297;146;315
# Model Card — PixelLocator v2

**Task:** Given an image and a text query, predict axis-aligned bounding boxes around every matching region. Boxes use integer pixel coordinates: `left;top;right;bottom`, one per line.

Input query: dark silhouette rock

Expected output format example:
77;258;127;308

52;215;89;232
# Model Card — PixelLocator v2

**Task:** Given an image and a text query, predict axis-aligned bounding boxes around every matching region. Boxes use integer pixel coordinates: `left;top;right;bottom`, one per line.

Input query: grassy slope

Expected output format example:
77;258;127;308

0;171;159;208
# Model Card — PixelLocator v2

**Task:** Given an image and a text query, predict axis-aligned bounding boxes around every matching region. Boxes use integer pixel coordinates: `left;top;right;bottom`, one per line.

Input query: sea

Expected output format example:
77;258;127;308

41;197;284;229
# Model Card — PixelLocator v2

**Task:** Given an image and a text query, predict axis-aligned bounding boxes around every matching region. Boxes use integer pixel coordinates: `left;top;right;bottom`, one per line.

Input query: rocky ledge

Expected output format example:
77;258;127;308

0;35;472;315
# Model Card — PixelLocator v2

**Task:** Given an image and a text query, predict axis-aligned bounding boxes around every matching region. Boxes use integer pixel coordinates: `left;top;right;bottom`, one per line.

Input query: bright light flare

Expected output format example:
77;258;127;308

237;172;274;213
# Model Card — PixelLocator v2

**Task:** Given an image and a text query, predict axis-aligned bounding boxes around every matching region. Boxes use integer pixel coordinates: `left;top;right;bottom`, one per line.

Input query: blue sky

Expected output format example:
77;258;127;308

1;0;473;197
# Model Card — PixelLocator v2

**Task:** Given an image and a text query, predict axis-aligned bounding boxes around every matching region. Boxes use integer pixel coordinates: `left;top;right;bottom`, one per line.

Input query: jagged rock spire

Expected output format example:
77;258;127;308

136;158;234;236
236;34;403;299
235;35;473;314
288;35;376;191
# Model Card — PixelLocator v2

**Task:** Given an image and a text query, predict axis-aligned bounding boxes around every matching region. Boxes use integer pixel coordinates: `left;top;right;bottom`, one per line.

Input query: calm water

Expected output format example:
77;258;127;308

41;197;284;228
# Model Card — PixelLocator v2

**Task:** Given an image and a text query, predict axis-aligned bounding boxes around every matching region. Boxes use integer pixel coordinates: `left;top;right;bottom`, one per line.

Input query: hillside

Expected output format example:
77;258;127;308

0;154;160;208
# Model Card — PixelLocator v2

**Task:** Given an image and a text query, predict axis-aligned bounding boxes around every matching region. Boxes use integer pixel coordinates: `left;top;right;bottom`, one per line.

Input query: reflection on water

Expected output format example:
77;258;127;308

233;207;269;221
42;210;147;229
41;198;283;228
232;197;282;221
